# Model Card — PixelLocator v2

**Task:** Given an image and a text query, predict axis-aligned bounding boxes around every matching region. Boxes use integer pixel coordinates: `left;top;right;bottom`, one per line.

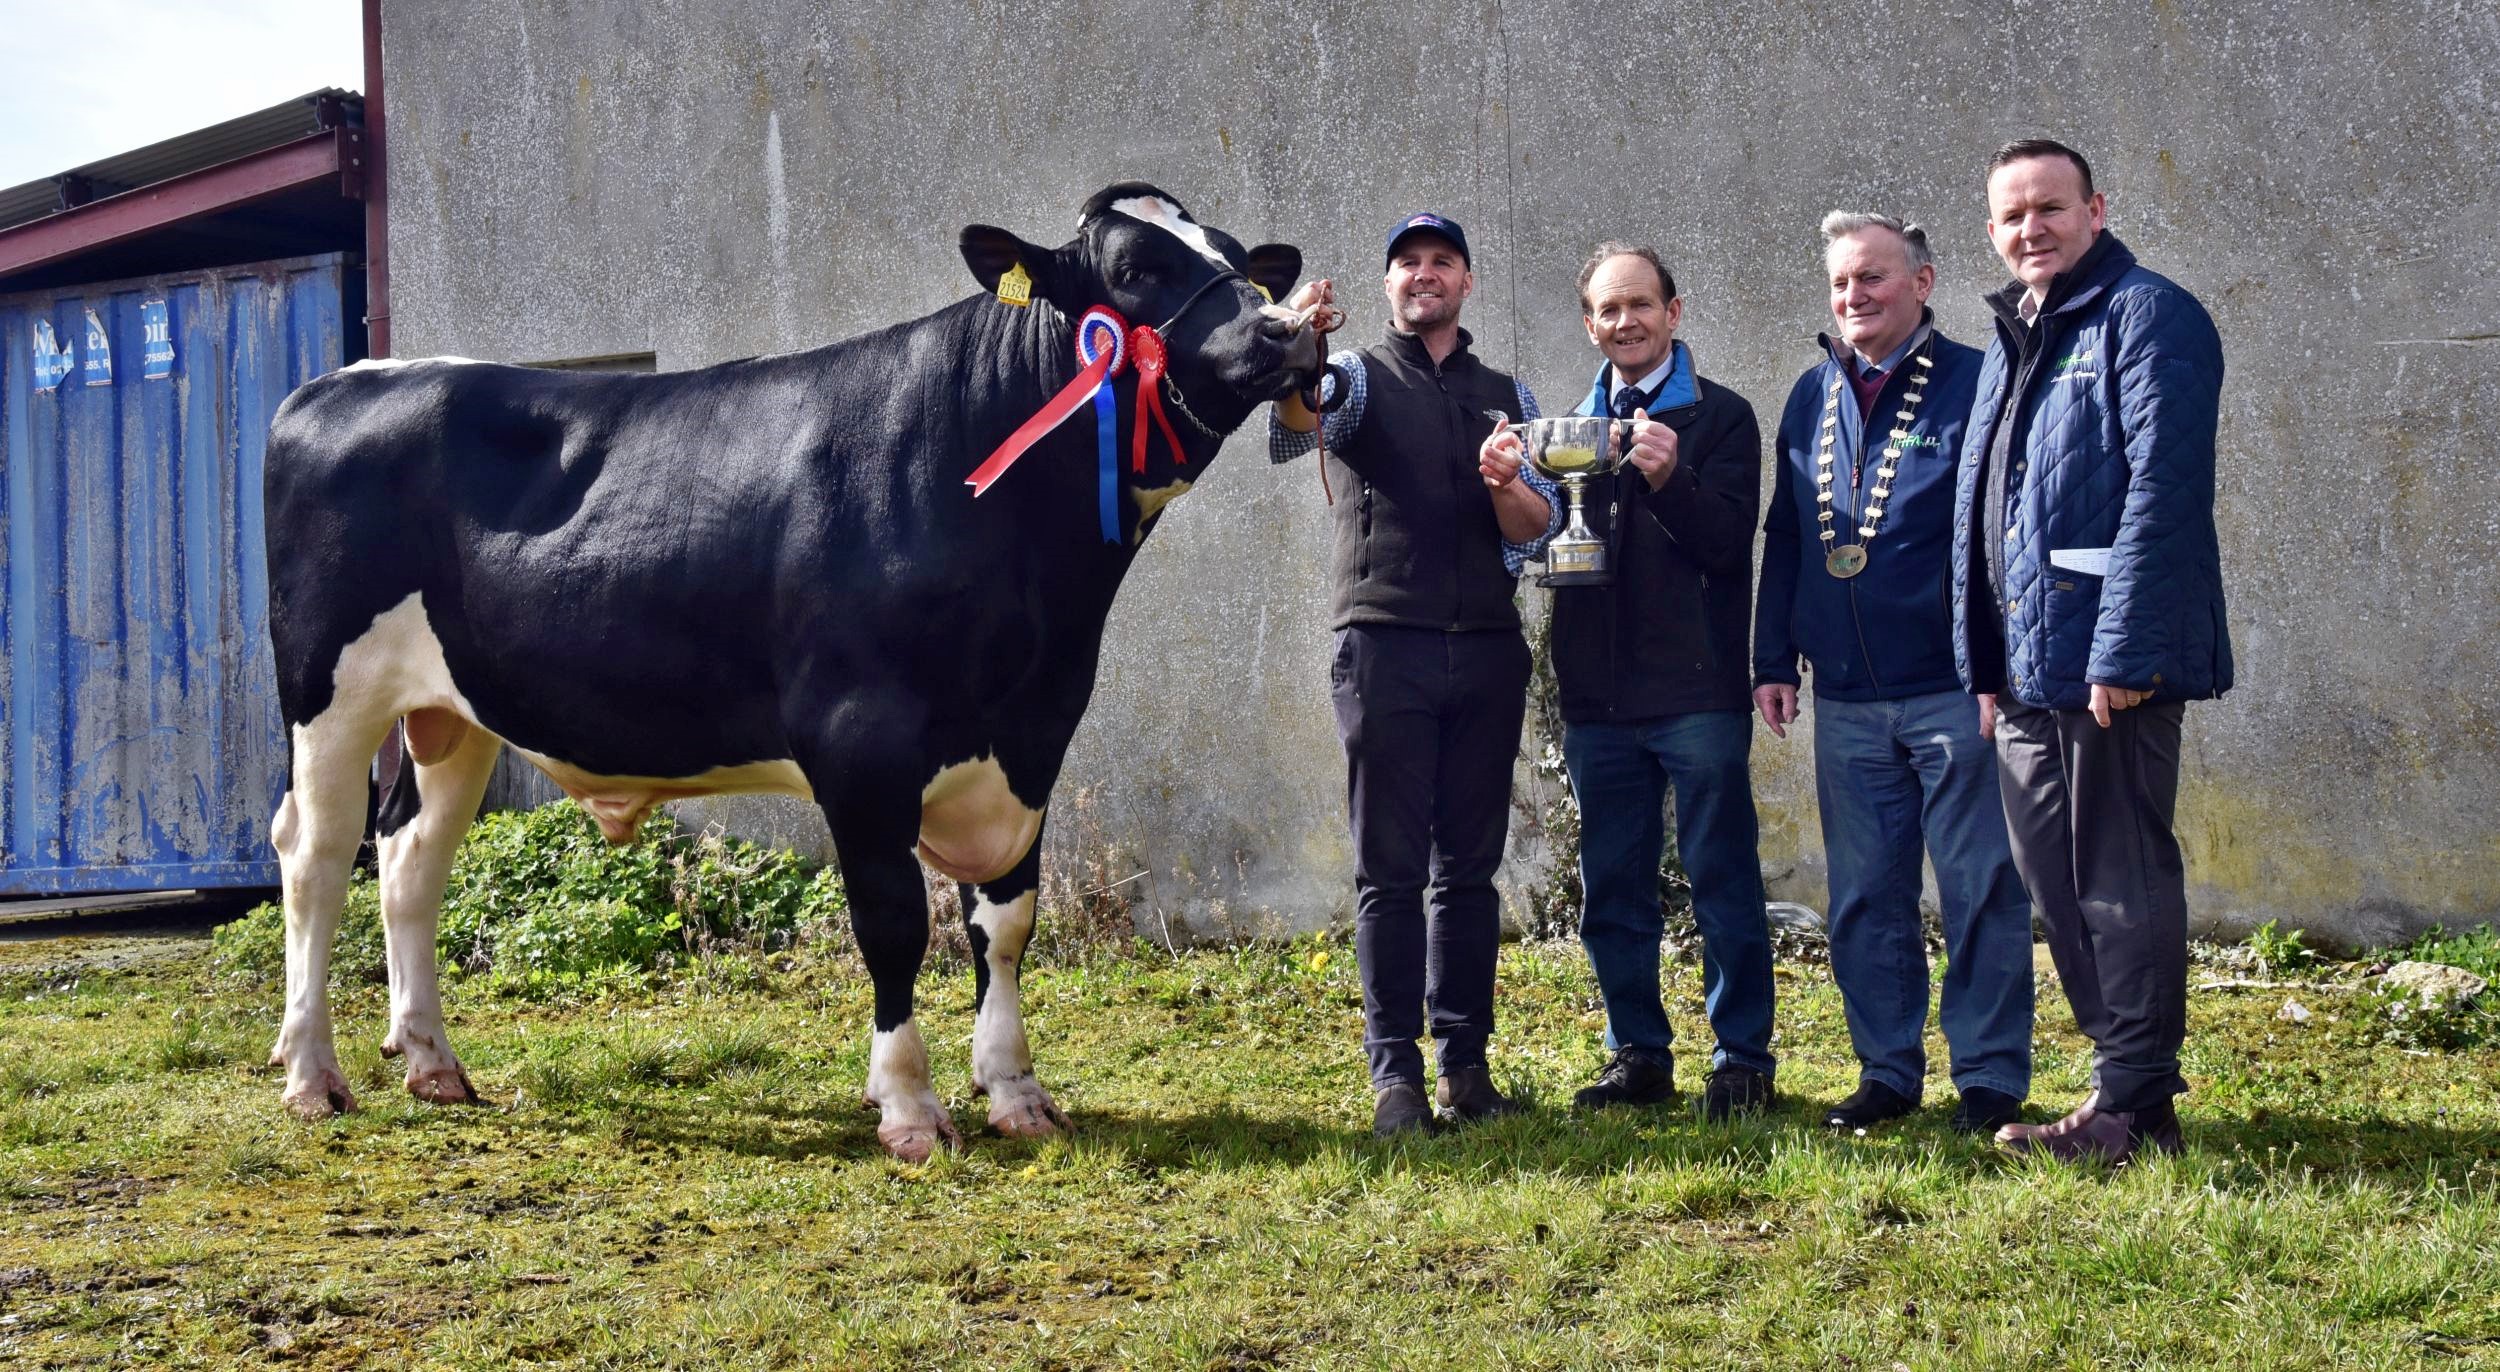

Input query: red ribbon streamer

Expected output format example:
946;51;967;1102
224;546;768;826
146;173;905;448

1128;326;1187;474
966;308;1130;496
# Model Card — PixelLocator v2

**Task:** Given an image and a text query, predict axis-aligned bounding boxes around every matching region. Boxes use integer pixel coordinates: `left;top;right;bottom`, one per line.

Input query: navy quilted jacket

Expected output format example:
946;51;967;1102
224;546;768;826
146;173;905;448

1951;234;2234;709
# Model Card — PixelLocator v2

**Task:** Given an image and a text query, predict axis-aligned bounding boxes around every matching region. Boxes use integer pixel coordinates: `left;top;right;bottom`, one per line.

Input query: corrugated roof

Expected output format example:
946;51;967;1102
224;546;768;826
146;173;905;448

0;89;361;234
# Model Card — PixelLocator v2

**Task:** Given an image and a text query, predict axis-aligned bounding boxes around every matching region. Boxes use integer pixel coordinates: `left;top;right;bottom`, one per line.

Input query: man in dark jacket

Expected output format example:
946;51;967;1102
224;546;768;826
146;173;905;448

1952;139;2232;1164
1756;212;2033;1136
1270;213;1559;1137
1486;244;1774;1122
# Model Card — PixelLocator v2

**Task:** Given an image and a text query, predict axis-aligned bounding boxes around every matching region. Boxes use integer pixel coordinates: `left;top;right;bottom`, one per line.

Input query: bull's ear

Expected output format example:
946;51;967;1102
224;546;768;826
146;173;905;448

960;225;1065;306
1243;243;1304;302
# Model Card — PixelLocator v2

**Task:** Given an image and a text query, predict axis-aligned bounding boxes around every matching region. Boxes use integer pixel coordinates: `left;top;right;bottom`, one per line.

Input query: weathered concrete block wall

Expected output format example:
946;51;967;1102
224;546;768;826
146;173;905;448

383;0;2500;948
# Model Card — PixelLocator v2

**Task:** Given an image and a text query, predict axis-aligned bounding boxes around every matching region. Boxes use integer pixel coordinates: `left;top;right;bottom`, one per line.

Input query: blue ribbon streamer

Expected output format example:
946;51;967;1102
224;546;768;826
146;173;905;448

1093;383;1119;543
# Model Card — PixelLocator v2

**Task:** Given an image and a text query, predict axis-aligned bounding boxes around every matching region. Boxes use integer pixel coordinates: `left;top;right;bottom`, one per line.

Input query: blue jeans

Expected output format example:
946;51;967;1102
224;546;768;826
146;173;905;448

1564;710;1775;1076
1814;690;2034;1102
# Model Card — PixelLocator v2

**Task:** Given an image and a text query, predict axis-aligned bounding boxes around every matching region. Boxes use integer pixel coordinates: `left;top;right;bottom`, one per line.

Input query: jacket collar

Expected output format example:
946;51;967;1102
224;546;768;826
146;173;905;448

1575;340;1698;417
1985;231;2137;331
1380;322;1474;371
1819;310;1937;374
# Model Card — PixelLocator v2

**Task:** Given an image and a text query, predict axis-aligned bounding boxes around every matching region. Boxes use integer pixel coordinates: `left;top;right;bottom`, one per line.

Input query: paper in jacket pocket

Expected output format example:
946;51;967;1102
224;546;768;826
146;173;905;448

2049;547;2112;577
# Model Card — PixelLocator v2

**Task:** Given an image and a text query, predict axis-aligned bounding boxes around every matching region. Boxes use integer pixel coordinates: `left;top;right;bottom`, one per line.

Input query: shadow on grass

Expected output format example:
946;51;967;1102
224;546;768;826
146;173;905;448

467;1081;2500;1190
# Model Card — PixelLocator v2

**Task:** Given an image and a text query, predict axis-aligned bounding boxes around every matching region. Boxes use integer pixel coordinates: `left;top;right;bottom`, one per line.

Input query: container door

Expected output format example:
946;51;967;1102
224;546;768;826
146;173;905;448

1;253;349;895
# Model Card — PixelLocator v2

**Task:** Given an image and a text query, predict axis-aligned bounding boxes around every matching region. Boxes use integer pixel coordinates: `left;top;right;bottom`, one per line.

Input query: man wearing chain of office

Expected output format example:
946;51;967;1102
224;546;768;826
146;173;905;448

1753;212;2035;1137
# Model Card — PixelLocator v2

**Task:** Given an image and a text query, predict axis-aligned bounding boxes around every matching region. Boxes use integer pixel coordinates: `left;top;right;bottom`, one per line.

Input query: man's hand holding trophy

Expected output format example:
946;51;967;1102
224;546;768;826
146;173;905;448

1479;415;1678;586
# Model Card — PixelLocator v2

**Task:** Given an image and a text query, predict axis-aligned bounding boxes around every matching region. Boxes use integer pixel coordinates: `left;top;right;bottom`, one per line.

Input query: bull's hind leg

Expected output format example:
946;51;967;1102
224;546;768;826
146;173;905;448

961;830;1069;1138
269;710;396;1118
375;710;501;1104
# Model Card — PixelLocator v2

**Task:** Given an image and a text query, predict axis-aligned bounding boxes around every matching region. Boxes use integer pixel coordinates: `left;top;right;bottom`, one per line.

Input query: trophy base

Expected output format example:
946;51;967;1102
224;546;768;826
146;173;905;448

1539;540;1611;588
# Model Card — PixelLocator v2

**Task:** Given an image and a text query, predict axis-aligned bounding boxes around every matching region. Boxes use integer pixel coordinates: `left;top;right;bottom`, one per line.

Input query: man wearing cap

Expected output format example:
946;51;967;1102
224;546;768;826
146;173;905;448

1484;243;1776;1123
1270;213;1558;1137
1954;139;2231;1164
1754;212;2034;1137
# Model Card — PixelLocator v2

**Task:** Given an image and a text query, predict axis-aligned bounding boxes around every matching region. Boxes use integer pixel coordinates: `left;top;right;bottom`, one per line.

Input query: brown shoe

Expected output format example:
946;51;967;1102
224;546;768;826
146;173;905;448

1995;1095;2182;1164
1435;1065;1524;1122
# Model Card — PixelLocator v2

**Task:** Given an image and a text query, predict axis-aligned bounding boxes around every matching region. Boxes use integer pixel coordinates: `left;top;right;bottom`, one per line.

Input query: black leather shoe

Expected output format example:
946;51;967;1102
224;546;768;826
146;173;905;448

1822;1079;1917;1130
1373;1082;1439;1138
1948;1086;2024;1135
1435;1065;1524;1122
1572;1048;1677;1110
1703;1066;1776;1122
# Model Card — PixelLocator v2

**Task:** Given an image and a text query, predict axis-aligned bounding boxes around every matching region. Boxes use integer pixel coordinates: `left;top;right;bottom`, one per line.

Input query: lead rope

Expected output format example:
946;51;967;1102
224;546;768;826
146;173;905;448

1307;304;1345;505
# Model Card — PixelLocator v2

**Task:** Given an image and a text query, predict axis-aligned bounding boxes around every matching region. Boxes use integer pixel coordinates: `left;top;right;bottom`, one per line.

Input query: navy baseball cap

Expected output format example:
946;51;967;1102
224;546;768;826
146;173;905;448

1384;212;1470;268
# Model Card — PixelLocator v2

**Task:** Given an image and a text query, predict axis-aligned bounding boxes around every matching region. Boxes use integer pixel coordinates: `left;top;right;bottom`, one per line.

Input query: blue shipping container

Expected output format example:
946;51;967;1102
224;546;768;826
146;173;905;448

2;253;353;895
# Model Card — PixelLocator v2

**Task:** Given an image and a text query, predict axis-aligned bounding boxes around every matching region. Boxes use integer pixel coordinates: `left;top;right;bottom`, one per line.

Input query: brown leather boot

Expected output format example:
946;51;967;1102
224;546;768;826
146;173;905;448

1995;1095;2182;1164
1434;1065;1524;1122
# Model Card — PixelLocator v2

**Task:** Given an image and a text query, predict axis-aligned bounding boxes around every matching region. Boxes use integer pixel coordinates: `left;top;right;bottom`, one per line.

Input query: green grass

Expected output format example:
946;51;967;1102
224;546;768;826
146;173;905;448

1;928;2495;1370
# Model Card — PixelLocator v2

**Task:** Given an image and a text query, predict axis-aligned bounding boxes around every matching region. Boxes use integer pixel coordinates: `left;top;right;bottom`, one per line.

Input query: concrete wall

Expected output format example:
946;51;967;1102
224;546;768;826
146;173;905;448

382;0;2500;948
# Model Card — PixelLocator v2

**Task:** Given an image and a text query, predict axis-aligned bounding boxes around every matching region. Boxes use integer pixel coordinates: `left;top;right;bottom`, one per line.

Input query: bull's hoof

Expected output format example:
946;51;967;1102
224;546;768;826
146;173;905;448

406;1066;480;1106
981;1075;1071;1139
282;1071;360;1120
870;1095;966;1163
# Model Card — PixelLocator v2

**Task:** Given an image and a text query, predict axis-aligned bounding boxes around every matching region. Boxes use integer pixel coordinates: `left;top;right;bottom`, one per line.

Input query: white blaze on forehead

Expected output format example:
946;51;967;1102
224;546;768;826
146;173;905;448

1109;195;1233;270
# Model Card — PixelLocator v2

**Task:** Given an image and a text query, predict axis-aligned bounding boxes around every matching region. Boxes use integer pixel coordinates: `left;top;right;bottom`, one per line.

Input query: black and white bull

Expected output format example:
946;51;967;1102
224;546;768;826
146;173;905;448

260;183;1315;1160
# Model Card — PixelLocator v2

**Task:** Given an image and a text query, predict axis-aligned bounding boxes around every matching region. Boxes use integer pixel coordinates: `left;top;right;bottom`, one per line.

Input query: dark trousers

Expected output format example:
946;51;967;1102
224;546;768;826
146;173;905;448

1993;698;2190;1113
1331;624;1531;1088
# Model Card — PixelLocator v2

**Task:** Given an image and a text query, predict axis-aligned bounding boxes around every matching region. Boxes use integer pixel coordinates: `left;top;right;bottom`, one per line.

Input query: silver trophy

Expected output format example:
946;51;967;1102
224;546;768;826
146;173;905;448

1516;416;1627;587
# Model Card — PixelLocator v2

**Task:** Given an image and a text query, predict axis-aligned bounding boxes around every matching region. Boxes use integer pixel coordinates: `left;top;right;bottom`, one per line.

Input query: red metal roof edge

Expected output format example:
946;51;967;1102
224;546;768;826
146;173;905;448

0;89;361;233
0;129;362;279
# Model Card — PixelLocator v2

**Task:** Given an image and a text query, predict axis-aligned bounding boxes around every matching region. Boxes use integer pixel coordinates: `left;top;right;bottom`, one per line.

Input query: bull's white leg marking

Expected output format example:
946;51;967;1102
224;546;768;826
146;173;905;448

864;1020;961;1162
1109;195;1233;270
1132;478;1195;532
271;716;388;1119
273;594;475;1119
376;721;502;1105
969;885;1068;1138
916;756;1043;884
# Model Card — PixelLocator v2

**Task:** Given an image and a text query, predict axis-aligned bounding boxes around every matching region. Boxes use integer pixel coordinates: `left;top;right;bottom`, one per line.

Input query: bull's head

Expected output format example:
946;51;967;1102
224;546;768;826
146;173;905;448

960;182;1321;438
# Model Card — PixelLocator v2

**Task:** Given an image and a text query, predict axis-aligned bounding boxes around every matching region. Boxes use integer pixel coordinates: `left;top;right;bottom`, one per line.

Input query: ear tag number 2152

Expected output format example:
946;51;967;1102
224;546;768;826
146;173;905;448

996;263;1033;308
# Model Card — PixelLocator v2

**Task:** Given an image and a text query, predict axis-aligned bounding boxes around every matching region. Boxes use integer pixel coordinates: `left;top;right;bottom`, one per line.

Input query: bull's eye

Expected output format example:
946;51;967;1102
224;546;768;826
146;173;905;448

1118;265;1153;289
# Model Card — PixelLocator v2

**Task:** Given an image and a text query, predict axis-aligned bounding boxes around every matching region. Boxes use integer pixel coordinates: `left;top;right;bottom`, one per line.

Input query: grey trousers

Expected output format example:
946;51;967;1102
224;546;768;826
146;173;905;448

1993;698;2191;1112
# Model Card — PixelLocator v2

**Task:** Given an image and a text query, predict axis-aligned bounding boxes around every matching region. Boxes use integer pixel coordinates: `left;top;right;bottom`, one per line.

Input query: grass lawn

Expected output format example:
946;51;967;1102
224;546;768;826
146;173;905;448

1;922;2494;1369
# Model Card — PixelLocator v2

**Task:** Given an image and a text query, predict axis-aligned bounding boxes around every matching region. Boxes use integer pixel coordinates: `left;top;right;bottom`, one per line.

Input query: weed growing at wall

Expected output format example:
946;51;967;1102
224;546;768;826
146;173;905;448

2394;923;2500;979
2249;918;2321;978
213;804;842;996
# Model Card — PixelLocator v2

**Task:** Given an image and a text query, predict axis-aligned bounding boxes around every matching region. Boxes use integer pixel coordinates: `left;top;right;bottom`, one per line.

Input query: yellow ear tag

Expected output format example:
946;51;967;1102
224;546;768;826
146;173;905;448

996;263;1033;308
1252;281;1274;303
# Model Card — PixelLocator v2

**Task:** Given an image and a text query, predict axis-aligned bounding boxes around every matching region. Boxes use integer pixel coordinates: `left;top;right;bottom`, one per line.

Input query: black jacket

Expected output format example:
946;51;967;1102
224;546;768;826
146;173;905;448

1327;328;1527;632
1546;369;1762;723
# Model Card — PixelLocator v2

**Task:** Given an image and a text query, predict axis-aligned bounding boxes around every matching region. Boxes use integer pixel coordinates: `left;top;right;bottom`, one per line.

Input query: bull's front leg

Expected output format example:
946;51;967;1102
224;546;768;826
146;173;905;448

851;866;963;1163
815;750;964;1163
961;827;1069;1139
